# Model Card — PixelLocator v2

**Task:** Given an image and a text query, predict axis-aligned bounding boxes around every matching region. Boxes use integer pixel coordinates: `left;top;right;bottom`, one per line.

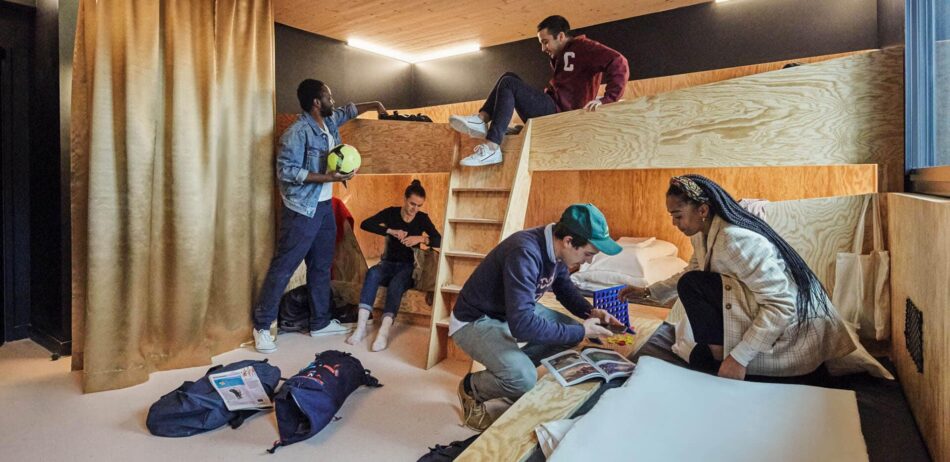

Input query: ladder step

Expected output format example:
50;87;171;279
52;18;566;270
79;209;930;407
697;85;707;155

444;250;487;260
448;218;504;225
441;284;463;293
451;187;511;193
436;317;451;328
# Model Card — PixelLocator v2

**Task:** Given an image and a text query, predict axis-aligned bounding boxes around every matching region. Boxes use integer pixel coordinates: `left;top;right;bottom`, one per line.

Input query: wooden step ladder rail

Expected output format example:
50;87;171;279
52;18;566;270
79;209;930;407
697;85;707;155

425;126;534;369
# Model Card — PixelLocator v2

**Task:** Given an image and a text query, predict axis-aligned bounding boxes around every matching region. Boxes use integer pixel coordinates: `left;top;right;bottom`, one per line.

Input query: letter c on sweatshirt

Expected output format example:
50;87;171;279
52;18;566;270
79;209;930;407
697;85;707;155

563;51;575;71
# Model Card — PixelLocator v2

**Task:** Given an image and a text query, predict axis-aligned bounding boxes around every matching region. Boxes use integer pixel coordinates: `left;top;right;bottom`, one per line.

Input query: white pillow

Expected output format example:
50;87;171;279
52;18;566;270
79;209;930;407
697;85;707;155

572;238;686;290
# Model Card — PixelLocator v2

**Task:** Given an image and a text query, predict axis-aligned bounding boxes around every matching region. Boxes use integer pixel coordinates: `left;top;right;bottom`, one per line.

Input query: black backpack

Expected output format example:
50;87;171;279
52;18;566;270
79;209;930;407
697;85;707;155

418;434;481;461
268;350;382;453
146;359;282;437
278;285;361;333
379;111;433;123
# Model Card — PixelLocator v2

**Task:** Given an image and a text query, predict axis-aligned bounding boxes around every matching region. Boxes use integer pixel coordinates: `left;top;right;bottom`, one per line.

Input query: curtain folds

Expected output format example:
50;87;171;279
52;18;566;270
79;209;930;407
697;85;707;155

71;0;276;392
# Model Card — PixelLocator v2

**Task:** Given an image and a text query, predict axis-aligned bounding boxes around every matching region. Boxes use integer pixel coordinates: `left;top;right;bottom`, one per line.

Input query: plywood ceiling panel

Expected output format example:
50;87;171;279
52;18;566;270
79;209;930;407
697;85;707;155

274;0;709;56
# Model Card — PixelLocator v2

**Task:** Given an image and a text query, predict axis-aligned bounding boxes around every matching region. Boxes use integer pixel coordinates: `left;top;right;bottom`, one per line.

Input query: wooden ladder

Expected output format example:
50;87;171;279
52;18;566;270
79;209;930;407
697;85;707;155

425;126;534;369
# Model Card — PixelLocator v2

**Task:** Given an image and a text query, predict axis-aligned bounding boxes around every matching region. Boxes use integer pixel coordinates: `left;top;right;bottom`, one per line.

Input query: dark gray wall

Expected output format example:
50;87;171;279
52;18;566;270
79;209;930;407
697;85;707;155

413;0;886;107
877;0;905;47
0;1;35;344
275;24;413;114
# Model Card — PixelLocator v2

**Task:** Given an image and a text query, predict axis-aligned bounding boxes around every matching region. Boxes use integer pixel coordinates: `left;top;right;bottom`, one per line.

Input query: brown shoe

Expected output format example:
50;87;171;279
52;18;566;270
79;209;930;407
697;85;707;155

457;379;494;432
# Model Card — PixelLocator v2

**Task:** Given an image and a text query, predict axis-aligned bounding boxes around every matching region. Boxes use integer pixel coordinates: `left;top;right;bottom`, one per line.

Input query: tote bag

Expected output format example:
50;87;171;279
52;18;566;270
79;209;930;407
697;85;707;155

832;195;890;340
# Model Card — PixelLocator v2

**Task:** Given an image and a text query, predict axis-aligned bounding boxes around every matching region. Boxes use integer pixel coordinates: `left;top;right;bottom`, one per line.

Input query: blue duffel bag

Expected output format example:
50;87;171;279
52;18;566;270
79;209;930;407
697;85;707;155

146;359;281;437
268;350;382;453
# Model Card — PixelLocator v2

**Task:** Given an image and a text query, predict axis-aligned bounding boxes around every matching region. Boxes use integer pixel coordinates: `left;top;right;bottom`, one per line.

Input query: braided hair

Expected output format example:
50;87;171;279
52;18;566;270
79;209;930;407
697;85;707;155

668;174;831;324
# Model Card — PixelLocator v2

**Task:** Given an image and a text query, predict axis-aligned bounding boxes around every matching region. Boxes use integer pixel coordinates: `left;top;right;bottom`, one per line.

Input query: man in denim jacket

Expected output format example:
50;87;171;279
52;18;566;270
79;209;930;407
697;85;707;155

252;79;387;353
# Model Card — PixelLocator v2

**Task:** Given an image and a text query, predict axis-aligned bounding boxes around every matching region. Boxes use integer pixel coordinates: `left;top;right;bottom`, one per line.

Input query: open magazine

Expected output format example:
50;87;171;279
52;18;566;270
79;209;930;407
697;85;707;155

208;366;273;411
542;348;636;387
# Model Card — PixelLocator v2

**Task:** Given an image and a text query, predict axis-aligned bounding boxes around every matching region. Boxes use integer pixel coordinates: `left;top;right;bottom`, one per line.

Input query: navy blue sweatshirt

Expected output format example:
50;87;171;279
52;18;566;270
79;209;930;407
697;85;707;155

454;225;592;345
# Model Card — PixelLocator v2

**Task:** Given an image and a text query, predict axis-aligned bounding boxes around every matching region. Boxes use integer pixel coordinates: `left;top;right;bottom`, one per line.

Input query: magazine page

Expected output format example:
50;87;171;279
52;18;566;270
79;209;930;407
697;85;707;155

541;350;604;387
581;348;636;381
208;366;273;411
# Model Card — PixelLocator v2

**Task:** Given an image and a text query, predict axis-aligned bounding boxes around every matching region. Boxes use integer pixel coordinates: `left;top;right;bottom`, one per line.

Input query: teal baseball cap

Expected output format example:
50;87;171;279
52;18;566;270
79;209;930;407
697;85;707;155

558;203;622;256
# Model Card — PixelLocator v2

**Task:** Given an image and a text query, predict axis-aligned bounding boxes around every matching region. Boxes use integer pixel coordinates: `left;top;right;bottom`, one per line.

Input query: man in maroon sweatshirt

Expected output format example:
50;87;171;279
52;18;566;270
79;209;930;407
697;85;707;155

449;15;629;167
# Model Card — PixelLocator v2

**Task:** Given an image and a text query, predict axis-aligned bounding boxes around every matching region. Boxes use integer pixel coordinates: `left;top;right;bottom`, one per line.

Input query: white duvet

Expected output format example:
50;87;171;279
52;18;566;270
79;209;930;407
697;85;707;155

547;357;868;462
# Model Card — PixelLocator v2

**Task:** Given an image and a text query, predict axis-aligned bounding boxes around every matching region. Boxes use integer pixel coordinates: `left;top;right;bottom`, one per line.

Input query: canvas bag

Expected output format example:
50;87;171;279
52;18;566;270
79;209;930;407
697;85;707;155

412;248;440;292
832;195;890;340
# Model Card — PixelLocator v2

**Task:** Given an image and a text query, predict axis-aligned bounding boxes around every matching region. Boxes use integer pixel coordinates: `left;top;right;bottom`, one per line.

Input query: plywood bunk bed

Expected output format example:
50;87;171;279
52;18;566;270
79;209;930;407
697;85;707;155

276;46;942;461
415;48;932;461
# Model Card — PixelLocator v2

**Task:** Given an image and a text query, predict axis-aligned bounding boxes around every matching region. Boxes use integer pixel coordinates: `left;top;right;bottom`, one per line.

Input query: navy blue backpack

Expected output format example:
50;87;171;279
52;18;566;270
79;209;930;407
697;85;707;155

268;350;382;453
146;359;282;437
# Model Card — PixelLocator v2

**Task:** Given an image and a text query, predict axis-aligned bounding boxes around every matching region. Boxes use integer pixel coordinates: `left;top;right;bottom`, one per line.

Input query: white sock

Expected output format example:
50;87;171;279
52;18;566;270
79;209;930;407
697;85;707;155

372;316;394;351
346;309;372;345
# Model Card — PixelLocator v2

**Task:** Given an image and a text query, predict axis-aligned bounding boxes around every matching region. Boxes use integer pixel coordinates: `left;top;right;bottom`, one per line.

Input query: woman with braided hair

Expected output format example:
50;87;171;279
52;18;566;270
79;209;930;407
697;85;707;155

619;175;856;380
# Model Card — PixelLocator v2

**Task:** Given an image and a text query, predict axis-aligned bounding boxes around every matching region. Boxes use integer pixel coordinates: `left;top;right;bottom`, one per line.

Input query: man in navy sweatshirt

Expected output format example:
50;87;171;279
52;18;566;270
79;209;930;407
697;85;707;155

451;204;624;431
449;15;629;167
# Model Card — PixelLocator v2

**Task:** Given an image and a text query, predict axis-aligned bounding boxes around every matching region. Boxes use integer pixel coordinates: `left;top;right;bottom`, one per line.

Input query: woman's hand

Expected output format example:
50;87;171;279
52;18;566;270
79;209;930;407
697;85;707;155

386;229;408;240
618;285;649;301
400;235;426;247
718;355;747;381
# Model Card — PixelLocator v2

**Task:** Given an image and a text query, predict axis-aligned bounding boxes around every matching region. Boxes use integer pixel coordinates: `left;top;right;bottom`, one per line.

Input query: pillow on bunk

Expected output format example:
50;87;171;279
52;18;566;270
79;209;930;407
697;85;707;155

571;238;686;289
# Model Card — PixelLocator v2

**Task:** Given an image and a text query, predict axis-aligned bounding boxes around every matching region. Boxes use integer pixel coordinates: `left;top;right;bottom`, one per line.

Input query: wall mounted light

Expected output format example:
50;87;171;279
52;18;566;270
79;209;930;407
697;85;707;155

347;38;480;64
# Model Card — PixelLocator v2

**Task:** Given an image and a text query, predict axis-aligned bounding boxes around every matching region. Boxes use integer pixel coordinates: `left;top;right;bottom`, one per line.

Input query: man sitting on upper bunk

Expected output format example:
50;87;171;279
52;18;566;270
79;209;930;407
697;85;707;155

448;15;629;167
619;175;857;380
451;204;625;431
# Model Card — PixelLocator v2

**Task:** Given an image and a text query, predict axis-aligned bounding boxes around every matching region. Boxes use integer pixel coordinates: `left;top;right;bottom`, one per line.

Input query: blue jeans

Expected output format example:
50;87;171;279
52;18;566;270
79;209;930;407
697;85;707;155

479;72;557;145
451;304;581;402
253;202;335;331
358;261;415;318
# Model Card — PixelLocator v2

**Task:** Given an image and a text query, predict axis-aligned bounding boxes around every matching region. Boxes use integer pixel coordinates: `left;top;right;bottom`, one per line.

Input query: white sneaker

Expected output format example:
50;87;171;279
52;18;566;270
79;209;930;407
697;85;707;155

310;319;353;337
449;114;488;139
460;143;503;167
253;328;277;353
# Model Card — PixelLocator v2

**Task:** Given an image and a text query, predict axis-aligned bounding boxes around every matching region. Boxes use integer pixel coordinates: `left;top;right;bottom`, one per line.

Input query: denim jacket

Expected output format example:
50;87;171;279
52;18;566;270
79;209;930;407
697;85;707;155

276;103;358;217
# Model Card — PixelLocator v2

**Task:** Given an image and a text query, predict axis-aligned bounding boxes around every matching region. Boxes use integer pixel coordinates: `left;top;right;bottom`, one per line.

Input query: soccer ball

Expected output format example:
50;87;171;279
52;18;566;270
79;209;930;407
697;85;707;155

327;144;361;174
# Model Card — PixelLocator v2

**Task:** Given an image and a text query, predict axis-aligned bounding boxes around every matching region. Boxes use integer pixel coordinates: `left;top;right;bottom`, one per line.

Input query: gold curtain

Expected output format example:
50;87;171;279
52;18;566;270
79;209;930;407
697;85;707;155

70;0;276;392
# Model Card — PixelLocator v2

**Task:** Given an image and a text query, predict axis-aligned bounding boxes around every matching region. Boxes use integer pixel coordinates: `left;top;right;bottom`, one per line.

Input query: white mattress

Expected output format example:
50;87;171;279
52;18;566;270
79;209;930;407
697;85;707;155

548;357;868;462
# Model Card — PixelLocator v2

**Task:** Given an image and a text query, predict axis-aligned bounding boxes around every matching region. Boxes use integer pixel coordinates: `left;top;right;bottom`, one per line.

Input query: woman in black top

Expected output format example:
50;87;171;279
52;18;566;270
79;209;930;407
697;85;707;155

346;180;442;351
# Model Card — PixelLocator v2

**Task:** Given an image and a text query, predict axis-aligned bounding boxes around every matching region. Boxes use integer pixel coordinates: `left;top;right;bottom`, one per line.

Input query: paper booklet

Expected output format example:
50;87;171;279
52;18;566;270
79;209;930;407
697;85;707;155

208;366;273;411
542;348;636;387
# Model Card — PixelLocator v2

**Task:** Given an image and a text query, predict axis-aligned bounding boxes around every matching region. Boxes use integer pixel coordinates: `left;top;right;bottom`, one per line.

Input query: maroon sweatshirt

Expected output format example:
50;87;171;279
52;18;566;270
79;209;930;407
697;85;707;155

544;35;629;112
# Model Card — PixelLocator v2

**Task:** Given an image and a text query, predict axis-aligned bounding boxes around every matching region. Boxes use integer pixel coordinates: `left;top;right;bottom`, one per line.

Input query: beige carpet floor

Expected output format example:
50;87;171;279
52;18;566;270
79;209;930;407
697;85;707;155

0;322;475;461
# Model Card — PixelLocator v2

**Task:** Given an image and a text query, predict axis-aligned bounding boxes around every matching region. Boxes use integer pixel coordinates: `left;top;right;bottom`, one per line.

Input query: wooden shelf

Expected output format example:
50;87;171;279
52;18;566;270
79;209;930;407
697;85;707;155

448;218;504;225
444;250;487;260
441;284;463;293
452;187;511;194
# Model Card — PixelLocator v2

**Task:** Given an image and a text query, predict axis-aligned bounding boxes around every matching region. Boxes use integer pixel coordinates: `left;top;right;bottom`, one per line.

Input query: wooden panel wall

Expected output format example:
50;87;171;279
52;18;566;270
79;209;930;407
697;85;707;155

527;48;905;192
392;51;864;123
524;165;877;264
333;173;449;261
887;193;950;462
277;115;455;174
764;194;871;292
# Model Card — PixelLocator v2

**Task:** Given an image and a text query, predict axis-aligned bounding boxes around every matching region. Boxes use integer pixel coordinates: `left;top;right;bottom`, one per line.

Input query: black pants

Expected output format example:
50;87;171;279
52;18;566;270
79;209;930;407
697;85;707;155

677;271;724;373
478;72;557;145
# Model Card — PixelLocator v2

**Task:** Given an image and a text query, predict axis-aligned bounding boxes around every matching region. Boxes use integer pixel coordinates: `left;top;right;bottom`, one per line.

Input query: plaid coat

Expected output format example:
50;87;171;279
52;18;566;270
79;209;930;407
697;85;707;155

651;217;855;376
